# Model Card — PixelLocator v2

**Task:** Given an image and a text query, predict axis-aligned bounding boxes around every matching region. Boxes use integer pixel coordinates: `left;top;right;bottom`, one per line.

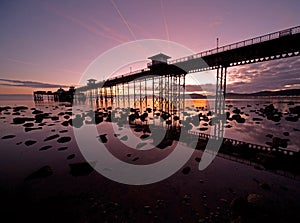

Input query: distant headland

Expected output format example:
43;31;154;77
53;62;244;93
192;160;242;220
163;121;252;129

189;89;300;99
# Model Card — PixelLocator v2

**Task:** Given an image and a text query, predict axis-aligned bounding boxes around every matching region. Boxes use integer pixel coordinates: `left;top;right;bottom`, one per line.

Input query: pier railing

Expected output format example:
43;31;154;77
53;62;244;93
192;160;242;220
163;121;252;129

169;25;300;64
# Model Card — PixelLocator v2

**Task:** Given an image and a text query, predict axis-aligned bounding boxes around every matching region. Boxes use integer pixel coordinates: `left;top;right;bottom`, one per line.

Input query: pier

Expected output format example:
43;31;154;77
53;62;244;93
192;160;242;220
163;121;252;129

33;86;76;103
74;26;300;145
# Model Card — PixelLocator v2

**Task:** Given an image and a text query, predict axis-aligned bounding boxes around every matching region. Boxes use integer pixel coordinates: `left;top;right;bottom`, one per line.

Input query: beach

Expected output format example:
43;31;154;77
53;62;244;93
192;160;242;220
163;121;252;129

0;97;299;222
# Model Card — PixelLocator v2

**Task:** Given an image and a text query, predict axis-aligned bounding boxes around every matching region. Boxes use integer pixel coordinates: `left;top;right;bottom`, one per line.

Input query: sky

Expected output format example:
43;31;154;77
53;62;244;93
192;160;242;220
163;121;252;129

0;0;300;94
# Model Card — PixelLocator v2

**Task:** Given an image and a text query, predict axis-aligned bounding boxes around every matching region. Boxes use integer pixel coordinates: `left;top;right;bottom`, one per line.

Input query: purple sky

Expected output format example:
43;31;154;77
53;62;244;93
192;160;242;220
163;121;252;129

0;0;299;94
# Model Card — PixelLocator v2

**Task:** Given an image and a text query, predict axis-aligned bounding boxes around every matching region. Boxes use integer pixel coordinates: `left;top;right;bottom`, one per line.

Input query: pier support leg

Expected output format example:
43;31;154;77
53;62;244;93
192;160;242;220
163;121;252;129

213;66;227;140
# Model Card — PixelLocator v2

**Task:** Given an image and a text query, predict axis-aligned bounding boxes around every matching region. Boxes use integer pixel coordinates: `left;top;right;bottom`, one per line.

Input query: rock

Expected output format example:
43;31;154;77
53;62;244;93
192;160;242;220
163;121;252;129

67;154;75;160
95;115;103;124
23;123;34;127
24;127;42;132
285;116;298;122
132;157;139;161
61;121;69;126
120;135;128;141
126;154;131;157
260;182;271;190
230;197;248;216
136;142;147;149
51;116;59;121
0;106;11;112
69;161;96;176
182;166;191;175
57;136;71;143
25;165;53;180
69;115;84;128
272;137;288;148
265;134;273;138
195;157;201;162
39;145;52;151
35;113;49;123
1;134;16;139
156;139;173;149
283;132;289;136
140;134;150;140
65;111;73;116
12;117;35;124
198;127;208;131
97;134;108;143
232;114;246;123
44;134;60;141
289;106;300;115
57;147;68;151
32;110;43;114
232;108;241;114
13;106;28;111
253;117;263;121
24;140;37;146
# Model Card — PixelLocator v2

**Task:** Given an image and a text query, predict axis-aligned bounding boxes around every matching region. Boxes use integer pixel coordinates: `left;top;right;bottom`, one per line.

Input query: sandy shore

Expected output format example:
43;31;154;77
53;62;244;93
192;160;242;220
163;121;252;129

0;102;300;222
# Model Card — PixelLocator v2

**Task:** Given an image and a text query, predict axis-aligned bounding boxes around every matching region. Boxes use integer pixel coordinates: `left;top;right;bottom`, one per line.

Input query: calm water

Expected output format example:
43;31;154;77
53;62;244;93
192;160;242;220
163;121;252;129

1;96;300;222
1;97;300;152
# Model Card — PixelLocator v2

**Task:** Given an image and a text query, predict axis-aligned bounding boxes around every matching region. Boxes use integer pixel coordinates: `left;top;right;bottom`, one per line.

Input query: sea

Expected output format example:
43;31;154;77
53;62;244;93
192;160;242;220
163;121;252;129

0;94;299;222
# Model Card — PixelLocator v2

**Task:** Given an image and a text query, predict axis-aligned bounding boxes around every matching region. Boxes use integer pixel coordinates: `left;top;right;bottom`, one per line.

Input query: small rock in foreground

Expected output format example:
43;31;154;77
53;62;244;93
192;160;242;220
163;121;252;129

25;165;53;180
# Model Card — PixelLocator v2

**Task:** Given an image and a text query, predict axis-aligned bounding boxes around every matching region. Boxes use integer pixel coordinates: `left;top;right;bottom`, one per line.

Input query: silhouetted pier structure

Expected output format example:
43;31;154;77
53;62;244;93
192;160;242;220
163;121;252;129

34;86;76;102
76;25;300;143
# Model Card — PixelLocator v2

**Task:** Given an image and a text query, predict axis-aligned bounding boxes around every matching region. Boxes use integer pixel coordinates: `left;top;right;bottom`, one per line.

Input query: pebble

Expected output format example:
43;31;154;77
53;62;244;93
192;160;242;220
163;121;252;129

97;134;108;143
132;157;139;161
39;145;52;151
67;154;75;160
182;166;191;175
260;182;271;190
44;134;60;141
25;140;37;146
57;136;71;143
57;147;68;151
136;142;147;149
25;165;53;180
1;135;16;139
69;161;96;176
120;135;128;141
24;127;42;132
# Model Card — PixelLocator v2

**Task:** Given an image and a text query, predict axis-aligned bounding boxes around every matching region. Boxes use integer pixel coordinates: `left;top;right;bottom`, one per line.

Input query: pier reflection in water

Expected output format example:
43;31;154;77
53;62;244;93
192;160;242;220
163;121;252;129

72;91;300;178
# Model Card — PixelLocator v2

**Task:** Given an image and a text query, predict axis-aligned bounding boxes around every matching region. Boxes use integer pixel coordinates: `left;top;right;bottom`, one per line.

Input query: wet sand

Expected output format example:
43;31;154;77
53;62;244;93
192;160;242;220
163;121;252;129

0;101;300;222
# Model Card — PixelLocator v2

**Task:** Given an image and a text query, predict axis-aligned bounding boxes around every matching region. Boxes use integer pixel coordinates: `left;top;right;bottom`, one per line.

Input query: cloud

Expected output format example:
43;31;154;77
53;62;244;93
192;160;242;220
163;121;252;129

227;57;300;93
0;78;70;89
